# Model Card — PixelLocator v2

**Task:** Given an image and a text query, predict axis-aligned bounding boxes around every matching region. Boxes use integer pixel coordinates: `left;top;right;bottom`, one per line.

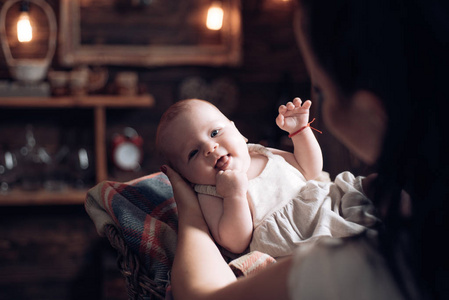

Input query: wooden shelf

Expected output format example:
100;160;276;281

0;188;88;206
0;95;155;206
0;94;155;108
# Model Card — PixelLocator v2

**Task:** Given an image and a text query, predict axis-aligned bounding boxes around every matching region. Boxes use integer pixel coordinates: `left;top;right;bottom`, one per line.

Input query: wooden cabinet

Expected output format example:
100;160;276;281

0;95;155;205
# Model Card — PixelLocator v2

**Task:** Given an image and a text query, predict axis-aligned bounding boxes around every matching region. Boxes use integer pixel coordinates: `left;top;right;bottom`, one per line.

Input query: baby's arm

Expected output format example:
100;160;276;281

275;98;323;180
198;170;253;254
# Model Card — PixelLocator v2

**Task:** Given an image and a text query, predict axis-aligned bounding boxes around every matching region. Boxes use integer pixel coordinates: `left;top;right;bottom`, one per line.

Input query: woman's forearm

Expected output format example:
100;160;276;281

164;165;237;299
173;245;292;300
171;213;237;300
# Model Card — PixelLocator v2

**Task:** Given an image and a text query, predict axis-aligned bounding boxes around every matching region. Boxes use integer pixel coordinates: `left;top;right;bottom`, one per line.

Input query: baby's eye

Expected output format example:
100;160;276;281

211;129;219;138
188;149;198;160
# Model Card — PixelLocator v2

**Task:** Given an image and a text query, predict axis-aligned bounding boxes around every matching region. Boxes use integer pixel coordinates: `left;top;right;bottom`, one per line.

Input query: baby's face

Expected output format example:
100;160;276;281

162;101;250;185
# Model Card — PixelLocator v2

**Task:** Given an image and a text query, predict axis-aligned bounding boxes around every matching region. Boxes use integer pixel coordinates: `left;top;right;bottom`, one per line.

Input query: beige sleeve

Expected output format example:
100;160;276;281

288;236;405;300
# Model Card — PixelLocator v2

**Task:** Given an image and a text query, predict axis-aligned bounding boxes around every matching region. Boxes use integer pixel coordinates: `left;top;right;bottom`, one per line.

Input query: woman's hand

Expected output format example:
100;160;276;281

161;165;202;218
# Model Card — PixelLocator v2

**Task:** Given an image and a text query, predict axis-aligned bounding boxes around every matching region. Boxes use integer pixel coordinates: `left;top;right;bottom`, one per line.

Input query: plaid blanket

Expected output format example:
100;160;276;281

85;172;276;296
85;172;177;285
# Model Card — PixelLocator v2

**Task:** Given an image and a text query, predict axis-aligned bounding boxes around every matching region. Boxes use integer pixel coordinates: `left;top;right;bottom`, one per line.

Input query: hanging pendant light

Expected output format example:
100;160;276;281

0;0;57;84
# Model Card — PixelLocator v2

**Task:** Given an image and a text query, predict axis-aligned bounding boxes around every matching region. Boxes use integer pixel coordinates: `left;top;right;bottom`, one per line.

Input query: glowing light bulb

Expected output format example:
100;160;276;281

17;11;32;42
206;2;223;31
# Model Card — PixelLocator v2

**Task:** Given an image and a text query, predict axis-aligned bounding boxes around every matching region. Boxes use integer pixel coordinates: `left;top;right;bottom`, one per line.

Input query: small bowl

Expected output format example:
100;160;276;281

10;59;50;84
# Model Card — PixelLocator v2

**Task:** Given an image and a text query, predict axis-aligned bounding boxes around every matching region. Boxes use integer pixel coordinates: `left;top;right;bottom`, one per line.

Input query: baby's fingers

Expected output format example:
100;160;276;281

292;97;303;107
278;104;287;115
286;101;296;110
276;113;285;128
301;100;312;109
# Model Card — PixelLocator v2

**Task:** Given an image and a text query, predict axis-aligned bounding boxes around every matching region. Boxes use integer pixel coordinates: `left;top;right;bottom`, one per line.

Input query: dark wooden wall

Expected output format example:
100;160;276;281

0;1;369;299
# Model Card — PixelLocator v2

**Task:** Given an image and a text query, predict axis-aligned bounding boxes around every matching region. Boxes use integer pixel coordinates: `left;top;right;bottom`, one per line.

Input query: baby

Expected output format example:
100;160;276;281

156;98;378;258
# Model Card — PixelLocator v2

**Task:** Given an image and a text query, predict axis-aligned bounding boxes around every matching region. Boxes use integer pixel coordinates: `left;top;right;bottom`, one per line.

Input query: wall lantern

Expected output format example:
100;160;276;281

0;0;57;84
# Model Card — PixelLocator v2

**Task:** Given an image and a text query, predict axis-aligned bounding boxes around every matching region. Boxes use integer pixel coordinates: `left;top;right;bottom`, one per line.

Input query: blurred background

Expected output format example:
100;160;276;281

0;0;371;299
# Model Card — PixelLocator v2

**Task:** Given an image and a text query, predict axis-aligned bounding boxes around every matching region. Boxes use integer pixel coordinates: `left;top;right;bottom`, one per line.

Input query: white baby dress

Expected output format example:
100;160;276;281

195;144;378;258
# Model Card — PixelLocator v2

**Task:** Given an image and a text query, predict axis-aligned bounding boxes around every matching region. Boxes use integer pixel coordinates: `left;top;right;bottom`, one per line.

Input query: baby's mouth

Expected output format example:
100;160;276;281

215;154;230;170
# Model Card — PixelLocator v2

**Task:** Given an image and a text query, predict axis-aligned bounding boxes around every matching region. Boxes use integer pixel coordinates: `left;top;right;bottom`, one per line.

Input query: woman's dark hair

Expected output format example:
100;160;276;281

297;0;449;298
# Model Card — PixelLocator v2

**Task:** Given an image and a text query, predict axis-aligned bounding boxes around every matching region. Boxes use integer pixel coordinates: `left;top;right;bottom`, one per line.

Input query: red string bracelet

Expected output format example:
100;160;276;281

288;118;323;138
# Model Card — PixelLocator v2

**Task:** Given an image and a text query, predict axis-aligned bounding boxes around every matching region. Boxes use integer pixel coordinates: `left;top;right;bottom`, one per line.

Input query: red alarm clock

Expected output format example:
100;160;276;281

111;127;143;171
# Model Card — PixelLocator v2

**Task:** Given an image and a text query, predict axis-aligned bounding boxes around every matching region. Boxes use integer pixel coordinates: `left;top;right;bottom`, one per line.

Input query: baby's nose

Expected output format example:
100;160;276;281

205;142;218;156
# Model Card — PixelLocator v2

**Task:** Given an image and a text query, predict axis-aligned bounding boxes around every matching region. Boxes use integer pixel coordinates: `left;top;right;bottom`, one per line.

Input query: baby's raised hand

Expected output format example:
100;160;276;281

276;97;312;134
216;169;248;199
